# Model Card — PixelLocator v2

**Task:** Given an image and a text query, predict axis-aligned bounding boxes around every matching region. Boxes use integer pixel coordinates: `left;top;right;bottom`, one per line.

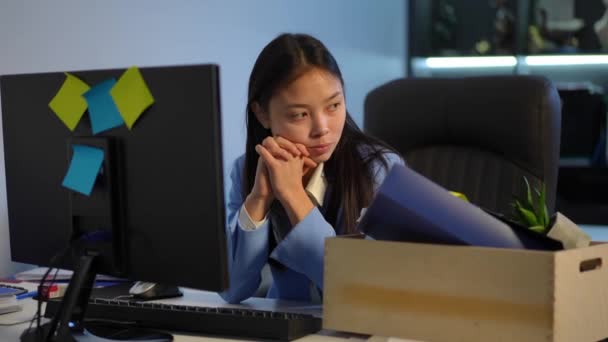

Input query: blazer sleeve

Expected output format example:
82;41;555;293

372;152;406;189
269;151;405;291
219;156;270;304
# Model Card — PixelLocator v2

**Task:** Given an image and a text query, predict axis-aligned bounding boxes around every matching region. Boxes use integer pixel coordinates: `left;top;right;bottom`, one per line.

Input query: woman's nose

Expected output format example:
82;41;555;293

311;113;329;137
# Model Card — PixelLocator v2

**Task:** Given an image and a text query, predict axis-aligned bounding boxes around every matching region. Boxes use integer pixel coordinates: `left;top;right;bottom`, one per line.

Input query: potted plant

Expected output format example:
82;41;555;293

512;176;590;249
511;177;550;234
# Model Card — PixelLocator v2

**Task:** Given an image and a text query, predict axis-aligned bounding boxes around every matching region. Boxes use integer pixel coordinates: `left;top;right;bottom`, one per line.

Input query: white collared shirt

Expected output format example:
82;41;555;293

238;163;327;231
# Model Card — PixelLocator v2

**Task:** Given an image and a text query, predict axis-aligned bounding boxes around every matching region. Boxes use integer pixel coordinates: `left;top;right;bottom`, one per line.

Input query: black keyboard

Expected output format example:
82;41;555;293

44;296;322;341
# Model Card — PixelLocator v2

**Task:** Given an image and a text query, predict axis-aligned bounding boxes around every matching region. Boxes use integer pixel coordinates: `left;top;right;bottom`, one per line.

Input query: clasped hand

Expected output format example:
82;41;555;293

253;136;317;204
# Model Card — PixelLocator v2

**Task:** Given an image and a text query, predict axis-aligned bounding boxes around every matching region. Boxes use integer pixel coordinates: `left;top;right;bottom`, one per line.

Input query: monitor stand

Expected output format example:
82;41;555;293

20;254;97;342
19;255;174;342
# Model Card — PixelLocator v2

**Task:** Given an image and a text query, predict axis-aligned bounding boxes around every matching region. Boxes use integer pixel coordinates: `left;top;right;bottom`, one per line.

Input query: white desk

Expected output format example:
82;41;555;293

0;289;417;342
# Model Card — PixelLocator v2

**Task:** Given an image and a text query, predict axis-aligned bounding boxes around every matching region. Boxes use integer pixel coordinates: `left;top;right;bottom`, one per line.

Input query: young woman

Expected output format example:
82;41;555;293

220;33;405;304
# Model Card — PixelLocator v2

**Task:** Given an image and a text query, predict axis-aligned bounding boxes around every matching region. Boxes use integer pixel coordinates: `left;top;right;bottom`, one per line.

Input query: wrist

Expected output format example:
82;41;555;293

279;188;315;226
248;192;273;204
276;186;305;206
244;193;273;221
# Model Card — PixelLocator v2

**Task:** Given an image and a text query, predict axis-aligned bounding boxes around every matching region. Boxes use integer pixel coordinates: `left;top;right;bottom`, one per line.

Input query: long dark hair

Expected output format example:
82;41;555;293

245;33;398;234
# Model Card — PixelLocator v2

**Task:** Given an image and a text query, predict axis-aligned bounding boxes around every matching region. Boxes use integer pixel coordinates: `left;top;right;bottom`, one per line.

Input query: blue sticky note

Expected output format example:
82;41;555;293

83;79;125;134
62;145;105;196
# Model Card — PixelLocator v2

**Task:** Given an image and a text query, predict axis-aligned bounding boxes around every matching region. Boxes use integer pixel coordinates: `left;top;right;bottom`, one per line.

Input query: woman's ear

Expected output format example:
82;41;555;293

252;102;270;129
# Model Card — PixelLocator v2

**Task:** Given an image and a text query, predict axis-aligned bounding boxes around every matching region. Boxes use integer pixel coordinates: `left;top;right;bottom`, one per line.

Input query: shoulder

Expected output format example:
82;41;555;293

229;154;246;183
356;144;405;188
377;151;405;169
357;144;405;169
232;154;246;171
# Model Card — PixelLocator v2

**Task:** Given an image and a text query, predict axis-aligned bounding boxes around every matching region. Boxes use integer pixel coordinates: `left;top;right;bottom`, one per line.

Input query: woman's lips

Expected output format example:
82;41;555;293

308;143;331;155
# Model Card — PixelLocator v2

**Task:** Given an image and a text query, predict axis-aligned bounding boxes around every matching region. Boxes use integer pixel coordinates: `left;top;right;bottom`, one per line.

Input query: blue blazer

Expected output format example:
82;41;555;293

219;150;404;303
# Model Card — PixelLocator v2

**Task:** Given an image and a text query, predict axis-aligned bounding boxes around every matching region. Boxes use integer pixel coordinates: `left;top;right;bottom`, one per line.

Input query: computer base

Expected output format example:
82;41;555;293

20;324;75;342
20;322;173;342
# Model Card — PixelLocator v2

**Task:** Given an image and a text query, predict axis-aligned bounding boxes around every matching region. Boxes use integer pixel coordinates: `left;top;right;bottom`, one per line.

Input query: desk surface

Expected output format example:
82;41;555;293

0;287;419;342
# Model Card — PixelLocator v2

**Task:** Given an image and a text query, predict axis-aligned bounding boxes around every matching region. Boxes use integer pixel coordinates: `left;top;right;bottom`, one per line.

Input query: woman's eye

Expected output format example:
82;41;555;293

289;112;307;120
328;102;341;112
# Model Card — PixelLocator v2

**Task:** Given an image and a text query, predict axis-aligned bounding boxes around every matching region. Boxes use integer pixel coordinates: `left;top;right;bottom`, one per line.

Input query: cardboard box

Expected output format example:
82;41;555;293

323;237;608;342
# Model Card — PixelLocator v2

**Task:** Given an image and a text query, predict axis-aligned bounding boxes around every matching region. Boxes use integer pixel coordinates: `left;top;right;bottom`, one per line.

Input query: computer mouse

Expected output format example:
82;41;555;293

128;281;156;296
128;281;183;300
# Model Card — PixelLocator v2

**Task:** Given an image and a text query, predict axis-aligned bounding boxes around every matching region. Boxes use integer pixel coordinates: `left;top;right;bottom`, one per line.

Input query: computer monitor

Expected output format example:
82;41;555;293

0;64;228;340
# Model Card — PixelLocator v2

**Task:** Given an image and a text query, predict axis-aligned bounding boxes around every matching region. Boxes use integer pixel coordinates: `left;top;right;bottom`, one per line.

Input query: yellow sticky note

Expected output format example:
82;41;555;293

48;73;90;131
110;66;155;129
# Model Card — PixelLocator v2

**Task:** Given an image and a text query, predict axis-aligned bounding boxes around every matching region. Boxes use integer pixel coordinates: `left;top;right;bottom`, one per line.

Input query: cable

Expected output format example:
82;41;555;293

24;244;72;339
25;230;124;339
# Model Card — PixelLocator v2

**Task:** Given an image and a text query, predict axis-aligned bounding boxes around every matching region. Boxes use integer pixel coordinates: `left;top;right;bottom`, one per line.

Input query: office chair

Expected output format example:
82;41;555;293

364;75;562;219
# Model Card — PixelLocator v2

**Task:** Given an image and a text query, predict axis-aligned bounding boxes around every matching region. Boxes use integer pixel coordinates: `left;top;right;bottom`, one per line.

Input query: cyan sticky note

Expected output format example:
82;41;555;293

110;66;155;130
62;145;105;196
48;73;90;131
83;79;125;134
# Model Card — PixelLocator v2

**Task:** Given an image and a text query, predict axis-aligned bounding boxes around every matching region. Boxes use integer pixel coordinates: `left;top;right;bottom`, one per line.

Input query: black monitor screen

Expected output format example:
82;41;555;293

0;64;227;292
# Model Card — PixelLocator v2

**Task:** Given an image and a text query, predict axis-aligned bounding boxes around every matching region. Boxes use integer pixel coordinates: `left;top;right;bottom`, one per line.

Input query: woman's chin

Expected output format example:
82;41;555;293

311;152;332;164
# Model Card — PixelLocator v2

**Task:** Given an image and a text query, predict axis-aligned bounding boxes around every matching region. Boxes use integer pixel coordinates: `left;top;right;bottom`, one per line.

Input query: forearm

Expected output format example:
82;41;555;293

270;208;336;289
280;188;315;227
220;218;269;303
244;194;273;222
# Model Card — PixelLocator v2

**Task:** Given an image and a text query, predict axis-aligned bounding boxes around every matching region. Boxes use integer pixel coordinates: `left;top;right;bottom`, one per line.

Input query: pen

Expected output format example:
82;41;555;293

16;291;37;300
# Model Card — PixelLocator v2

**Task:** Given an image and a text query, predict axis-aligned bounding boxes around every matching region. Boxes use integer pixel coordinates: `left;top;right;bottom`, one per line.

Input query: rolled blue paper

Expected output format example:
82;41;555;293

358;164;527;249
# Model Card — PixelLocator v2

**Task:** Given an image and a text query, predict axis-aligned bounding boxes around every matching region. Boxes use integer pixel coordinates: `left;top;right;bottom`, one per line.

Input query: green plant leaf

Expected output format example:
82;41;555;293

529;225;546;234
532;186;541;218
539;184;548;227
516;205;538;227
513;200;529;227
511;176;549;233
513;199;525;213
523;176;533;209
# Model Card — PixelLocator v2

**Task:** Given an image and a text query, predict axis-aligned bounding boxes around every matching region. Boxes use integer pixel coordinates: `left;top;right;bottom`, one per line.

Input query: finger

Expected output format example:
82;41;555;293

274;136;302;157
302;159;317;176
257;156;273;182
263;137;291;160
255;144;279;169
301;156;317;177
262;137;292;161
303;166;315;177
256;155;268;169
303;157;317;169
295;143;310;157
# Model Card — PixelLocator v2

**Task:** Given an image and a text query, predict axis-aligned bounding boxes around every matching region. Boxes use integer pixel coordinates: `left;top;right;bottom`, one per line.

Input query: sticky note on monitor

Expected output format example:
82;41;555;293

62;145;105;196
110;66;155;130
48;73;90;131
83;79;125;134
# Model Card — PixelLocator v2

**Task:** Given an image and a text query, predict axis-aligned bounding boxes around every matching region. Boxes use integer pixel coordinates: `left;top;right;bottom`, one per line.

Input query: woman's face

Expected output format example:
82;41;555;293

255;67;347;163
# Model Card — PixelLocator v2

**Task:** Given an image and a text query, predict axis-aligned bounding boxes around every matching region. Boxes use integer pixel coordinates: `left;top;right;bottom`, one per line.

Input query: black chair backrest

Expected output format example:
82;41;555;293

364;75;562;218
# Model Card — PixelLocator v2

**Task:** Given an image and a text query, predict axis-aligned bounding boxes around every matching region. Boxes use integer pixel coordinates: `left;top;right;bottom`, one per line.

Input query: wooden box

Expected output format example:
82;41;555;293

323;237;608;342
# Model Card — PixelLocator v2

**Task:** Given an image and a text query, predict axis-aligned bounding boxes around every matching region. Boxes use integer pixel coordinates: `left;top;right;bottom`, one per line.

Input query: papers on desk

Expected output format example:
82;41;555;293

0;284;39;326
14;267;125;282
0;299;21;316
0;288;22;316
0;285;26;297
